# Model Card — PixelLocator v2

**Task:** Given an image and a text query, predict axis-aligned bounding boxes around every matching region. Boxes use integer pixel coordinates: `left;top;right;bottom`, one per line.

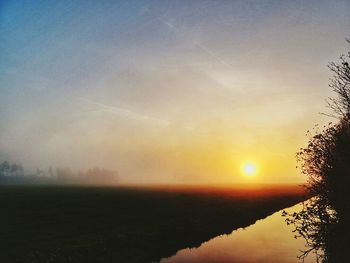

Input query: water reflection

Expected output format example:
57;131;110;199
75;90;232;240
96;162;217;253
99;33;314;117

284;196;350;262
161;203;315;263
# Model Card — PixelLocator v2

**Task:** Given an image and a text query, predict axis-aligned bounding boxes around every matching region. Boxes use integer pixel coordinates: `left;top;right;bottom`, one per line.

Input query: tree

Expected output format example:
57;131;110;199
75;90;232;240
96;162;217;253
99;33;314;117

10;163;23;176
326;39;350;119
0;161;10;176
284;40;350;263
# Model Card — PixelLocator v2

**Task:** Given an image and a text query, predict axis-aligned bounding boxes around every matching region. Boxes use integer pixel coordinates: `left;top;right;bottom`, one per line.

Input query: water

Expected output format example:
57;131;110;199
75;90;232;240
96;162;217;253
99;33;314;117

161;202;316;263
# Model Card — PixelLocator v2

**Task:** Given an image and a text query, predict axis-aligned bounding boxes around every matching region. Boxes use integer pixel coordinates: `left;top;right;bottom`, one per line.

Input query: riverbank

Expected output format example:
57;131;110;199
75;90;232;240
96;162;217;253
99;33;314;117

0;185;308;262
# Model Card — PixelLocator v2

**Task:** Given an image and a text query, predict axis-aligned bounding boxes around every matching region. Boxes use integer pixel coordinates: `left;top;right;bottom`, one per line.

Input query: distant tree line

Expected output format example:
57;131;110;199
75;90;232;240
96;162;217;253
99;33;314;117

0;161;119;185
0;161;24;177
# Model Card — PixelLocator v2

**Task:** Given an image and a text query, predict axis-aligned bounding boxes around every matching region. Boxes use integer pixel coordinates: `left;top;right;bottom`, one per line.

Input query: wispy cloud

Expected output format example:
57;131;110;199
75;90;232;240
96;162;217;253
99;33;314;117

77;97;171;127
153;12;234;68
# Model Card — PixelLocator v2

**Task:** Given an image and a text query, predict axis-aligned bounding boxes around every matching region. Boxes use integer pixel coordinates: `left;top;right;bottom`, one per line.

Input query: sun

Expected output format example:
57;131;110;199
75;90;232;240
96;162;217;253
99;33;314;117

241;162;258;177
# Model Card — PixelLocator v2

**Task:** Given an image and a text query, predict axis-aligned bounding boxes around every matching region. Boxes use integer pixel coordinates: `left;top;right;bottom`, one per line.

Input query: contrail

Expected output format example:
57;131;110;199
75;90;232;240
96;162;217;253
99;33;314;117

77;97;171;127
155;15;234;68
194;42;234;68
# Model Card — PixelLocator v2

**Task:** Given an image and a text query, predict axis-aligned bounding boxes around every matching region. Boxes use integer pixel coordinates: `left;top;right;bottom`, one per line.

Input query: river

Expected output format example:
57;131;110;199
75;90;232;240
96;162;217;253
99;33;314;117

160;202;316;263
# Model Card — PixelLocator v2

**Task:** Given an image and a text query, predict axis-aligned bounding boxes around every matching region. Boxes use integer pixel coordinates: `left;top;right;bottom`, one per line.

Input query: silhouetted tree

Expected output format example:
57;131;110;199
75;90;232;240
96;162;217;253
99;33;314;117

48;166;53;177
10;163;23;176
284;40;350;263
326;39;350;119
0;161;10;176
0;161;119;185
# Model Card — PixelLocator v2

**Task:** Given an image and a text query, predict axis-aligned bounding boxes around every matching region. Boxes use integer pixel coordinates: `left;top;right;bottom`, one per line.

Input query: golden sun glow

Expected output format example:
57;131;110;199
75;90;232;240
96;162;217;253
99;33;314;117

241;162;258;177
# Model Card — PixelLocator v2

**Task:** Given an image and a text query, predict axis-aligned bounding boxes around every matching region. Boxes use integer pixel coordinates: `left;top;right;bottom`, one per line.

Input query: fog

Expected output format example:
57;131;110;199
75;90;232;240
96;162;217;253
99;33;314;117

1;0;349;184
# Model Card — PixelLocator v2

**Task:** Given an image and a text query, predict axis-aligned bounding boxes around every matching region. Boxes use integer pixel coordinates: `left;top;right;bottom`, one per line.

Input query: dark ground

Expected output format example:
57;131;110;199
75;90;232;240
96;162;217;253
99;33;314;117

0;184;307;263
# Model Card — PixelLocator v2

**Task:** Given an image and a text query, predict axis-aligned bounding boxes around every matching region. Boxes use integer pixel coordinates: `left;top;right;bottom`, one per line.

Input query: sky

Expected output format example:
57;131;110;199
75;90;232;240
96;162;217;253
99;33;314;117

1;0;349;184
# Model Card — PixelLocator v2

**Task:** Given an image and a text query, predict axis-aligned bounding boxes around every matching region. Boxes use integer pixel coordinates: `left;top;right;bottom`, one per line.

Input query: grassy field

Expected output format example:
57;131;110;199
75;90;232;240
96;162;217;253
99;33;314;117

0;185;307;263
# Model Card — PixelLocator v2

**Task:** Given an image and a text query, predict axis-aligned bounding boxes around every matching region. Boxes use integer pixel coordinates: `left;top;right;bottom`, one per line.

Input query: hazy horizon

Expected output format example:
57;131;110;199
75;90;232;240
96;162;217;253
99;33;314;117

1;0;349;184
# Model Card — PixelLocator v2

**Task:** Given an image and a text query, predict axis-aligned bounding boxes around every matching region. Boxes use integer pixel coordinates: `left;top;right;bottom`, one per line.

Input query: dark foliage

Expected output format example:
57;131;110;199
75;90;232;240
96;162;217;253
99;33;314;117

326;39;350;118
284;40;350;263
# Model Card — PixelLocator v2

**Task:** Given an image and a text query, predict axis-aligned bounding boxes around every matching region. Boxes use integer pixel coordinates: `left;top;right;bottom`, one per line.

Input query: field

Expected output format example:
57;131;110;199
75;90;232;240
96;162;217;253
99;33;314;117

0;185;307;263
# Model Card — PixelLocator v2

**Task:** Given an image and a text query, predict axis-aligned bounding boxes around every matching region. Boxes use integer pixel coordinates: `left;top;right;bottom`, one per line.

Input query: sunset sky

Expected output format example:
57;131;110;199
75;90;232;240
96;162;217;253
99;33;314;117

1;0;349;184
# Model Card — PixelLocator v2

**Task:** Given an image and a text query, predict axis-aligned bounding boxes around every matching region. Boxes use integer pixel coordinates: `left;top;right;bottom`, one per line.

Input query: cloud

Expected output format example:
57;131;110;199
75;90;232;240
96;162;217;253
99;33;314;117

77;97;171;127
